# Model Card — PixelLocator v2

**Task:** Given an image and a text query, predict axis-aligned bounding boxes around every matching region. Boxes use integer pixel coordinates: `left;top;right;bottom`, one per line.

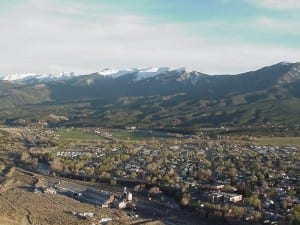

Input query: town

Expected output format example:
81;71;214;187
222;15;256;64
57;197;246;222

1;125;299;225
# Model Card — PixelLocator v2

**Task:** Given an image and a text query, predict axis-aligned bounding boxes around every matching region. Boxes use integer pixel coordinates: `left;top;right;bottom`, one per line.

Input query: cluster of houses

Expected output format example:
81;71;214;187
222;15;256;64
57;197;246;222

113;143;297;224
36;127;299;224
55;151;96;158
71;211;113;224
208;192;243;203
94;129;112;138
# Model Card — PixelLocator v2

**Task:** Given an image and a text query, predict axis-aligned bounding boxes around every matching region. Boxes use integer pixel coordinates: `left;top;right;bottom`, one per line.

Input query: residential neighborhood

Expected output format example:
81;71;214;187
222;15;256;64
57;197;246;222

13;126;299;225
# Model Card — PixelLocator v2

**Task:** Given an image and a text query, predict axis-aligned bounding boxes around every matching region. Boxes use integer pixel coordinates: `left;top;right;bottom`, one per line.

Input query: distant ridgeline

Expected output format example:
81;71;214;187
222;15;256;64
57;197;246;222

0;62;300;130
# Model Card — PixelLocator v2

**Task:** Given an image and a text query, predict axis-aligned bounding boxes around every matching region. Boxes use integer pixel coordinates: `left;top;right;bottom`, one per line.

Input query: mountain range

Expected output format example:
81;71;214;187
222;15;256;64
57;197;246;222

0;62;300;130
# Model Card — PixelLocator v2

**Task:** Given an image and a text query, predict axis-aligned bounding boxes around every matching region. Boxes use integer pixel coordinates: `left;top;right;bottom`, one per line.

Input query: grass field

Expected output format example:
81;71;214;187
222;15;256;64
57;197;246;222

57;129;103;141
252;137;300;146
56;128;175;143
109;129;174;141
108;130;151;141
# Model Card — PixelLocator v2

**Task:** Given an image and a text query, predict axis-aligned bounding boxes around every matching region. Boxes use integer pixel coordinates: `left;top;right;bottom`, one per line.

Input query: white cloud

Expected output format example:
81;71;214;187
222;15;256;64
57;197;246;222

255;17;300;34
246;0;300;10
0;0;299;75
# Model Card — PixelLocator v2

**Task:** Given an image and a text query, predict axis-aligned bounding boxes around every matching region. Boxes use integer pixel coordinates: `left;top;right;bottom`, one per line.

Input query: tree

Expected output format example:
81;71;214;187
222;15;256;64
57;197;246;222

50;158;63;171
20;151;31;162
130;171;137;179
290;204;300;225
102;171;111;179
115;169;122;176
149;186;161;195
146;175;151;182
32;157;39;169
231;206;245;218
288;190;297;198
250;175;258;183
223;184;233;192
110;178;117;186
180;193;191;206
248;194;261;210
282;199;288;210
228;167;237;178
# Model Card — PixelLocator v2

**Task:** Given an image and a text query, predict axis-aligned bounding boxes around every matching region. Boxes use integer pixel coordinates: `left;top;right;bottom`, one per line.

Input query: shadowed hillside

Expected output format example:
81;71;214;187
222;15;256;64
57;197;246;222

0;62;299;129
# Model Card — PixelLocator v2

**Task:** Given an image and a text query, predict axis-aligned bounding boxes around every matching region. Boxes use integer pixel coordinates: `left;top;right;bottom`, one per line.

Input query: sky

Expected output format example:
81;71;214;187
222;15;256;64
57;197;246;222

0;0;299;75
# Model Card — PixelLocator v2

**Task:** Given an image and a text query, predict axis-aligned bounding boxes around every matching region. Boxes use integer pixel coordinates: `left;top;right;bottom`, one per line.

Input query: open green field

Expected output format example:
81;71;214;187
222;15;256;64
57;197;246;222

109;129;153;141
109;129;174;141
252;137;300;146
57;129;103;141
56;128;175;143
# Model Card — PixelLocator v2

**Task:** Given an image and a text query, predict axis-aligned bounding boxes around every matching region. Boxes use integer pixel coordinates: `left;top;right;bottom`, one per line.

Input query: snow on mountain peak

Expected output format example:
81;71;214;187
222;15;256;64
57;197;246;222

278;61;293;66
98;68;121;76
1;72;79;82
97;68;135;78
135;67;170;80
96;67;170;80
47;72;77;77
0;66;193;83
1;73;38;81
175;67;194;74
138;67;167;73
175;67;202;85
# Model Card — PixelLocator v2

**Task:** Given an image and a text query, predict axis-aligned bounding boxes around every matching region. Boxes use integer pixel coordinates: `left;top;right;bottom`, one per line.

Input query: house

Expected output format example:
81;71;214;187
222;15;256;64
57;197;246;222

102;194;115;208
210;184;224;191
226;194;243;203
209;192;242;203
114;200;127;209
126;126;136;131
209;192;224;202
44;187;56;194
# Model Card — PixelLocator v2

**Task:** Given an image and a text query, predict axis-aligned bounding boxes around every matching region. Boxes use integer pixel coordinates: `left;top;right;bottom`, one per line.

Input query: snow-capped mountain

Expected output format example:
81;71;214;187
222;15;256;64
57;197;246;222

2;62;298;86
0;73;39;81
134;67;170;80
96;67;171;80
0;67;186;83
1;61;300;128
96;68;135;78
0;72;80;83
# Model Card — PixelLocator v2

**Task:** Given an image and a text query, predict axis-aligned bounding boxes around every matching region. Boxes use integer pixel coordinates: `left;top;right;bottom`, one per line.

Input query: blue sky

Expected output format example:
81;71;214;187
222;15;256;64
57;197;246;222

0;0;299;74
